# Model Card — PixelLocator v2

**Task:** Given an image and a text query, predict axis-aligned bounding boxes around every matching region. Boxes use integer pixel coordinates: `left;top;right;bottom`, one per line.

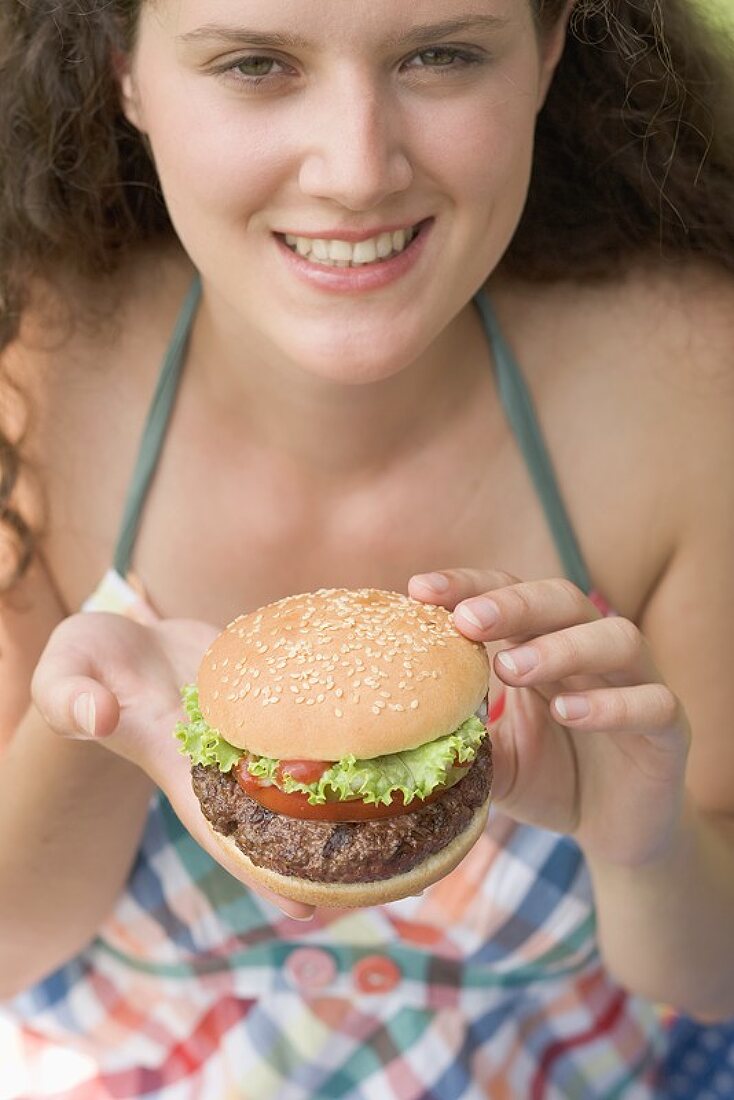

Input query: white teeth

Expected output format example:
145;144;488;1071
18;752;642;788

376;232;394;259
328;239;354;262
352;239;378;265
281;226;419;267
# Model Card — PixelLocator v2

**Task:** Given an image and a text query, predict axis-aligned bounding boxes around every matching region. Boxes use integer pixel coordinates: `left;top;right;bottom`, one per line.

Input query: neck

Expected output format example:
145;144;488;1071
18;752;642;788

189;292;491;482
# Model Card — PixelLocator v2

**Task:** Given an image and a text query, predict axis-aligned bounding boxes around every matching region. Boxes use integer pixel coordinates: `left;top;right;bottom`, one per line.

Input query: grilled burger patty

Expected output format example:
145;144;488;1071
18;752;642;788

191;737;492;884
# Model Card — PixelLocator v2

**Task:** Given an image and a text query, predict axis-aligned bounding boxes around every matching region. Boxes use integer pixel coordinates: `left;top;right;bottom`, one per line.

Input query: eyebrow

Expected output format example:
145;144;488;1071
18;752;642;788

176;15;510;51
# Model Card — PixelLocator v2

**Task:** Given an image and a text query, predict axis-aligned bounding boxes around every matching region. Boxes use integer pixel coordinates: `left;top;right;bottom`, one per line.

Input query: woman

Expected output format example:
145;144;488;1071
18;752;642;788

1;0;733;1096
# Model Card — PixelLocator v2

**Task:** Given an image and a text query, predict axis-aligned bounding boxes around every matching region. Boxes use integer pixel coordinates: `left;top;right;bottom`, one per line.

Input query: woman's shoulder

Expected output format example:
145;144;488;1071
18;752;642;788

493;256;734;380
8;238;194;458
491;256;733;447
6;239;196;604
11;237;195;378
489;257;733;614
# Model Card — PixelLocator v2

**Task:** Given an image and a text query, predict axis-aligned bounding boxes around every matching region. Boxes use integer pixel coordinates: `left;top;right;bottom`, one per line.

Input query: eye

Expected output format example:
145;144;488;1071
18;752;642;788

405;46;484;73
215;54;291;88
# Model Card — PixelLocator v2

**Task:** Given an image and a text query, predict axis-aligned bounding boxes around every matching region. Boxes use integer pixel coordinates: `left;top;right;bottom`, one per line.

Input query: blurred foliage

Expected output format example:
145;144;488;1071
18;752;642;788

693;0;734;39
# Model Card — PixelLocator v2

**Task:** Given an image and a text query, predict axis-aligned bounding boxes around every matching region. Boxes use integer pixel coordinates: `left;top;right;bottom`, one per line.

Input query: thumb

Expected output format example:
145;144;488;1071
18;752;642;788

31;623;122;740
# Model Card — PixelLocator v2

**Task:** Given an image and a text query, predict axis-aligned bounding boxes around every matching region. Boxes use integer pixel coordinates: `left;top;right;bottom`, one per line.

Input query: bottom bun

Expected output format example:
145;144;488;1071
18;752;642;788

207;796;491;908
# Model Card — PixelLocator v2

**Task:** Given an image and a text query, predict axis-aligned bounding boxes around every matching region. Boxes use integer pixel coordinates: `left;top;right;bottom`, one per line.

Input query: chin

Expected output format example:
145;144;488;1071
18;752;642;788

281;320;431;386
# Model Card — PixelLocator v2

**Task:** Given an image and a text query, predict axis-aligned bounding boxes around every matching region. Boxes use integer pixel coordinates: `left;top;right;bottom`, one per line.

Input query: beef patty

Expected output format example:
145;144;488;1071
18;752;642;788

191;737;492;884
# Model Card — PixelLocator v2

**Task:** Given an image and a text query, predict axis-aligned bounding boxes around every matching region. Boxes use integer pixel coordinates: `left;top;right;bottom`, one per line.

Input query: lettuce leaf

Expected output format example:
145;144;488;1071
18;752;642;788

175;685;487;804
174;683;244;773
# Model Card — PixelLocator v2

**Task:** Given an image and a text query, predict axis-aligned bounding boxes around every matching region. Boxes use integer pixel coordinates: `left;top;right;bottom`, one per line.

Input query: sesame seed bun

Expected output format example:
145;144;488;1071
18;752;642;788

206;795;491;908
198;588;490;760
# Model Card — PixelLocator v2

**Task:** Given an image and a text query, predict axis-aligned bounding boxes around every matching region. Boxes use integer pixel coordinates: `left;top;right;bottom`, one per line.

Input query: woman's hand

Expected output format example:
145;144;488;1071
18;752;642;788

409;570;692;868
31;612;315;920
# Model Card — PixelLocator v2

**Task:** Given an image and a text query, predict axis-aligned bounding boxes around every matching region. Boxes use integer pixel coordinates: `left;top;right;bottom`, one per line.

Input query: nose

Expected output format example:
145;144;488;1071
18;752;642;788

298;72;413;211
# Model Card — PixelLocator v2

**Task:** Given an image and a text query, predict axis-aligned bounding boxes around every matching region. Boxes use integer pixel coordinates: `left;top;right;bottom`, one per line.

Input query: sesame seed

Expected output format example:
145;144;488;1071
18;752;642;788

335;708;343;718
317;694;325;703
371;705;382;715
410;699;419;709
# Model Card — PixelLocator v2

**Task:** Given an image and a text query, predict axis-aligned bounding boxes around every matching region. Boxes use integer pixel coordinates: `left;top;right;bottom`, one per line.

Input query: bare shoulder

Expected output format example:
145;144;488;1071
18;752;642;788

603;260;733;386
2;237;196;606
487;258;733;616
493;256;733;465
494;257;733;384
7;237;195;391
599;261;734;497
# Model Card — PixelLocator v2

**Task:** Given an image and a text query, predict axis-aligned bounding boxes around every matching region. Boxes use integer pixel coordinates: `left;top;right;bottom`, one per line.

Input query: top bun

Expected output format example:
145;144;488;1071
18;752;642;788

198;588;490;761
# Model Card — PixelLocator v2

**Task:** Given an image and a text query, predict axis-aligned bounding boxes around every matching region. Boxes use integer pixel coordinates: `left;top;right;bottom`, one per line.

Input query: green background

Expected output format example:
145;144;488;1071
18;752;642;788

694;0;734;36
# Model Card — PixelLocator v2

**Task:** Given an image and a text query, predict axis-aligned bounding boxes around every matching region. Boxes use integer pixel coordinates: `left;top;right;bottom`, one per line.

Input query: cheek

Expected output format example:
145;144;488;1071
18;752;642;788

394;67;541;258
139;76;290;226
429;85;539;214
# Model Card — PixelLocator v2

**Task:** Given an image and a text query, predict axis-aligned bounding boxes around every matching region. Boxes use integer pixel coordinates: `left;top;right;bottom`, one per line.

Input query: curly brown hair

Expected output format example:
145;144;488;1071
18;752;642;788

1;0;733;593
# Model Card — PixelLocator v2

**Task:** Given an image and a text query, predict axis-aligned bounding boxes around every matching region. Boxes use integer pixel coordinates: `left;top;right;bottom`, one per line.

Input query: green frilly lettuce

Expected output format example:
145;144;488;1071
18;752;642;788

175;684;487;806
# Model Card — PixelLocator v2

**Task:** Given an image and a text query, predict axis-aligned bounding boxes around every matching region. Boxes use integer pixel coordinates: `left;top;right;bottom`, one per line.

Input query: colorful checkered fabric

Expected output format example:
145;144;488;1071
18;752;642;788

0;570;665;1099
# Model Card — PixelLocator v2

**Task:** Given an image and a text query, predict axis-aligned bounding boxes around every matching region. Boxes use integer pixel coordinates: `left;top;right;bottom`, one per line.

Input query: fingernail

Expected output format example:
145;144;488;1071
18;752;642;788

555;695;590;721
412;572;450;593
73;693;96;737
455;598;499;631
287;911;315;922
497;646;539;676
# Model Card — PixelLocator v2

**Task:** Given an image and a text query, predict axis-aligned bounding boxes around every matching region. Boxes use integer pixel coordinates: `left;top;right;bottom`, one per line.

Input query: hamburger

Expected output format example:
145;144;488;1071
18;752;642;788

175;588;492;907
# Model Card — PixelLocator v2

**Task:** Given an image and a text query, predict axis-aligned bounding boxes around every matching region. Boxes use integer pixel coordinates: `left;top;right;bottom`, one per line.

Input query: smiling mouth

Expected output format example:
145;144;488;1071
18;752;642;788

277;221;428;269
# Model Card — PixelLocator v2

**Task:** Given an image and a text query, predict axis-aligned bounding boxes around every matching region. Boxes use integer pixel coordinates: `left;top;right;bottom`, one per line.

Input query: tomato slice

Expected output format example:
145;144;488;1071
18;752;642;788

275;759;332;786
235;758;452;822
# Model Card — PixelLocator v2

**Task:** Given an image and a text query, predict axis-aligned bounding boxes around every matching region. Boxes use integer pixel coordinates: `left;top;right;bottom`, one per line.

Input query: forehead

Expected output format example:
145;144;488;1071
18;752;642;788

152;0;522;46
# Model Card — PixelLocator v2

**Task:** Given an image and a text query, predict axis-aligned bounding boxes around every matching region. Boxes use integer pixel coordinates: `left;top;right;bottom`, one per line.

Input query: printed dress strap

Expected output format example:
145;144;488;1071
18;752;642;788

113;274;202;578
473;288;594;596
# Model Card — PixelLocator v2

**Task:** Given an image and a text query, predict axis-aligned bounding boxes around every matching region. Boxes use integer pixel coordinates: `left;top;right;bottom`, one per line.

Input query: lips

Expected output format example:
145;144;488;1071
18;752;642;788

280;224;423;268
272;218;433;292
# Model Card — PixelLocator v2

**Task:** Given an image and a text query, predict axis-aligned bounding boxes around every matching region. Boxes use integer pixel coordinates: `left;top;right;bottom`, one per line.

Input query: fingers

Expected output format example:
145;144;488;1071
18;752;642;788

31;618;123;739
550;683;685;737
494;617;660;689
410;572;599;643
409;568;519;614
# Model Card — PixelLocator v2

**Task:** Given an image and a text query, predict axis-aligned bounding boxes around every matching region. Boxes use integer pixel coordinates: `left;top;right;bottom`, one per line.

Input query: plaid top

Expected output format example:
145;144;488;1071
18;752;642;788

0;281;669;1098
0;568;663;1099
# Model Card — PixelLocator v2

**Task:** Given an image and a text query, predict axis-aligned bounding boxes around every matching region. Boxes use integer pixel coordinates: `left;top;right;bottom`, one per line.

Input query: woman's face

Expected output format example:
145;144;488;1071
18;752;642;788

122;0;565;382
